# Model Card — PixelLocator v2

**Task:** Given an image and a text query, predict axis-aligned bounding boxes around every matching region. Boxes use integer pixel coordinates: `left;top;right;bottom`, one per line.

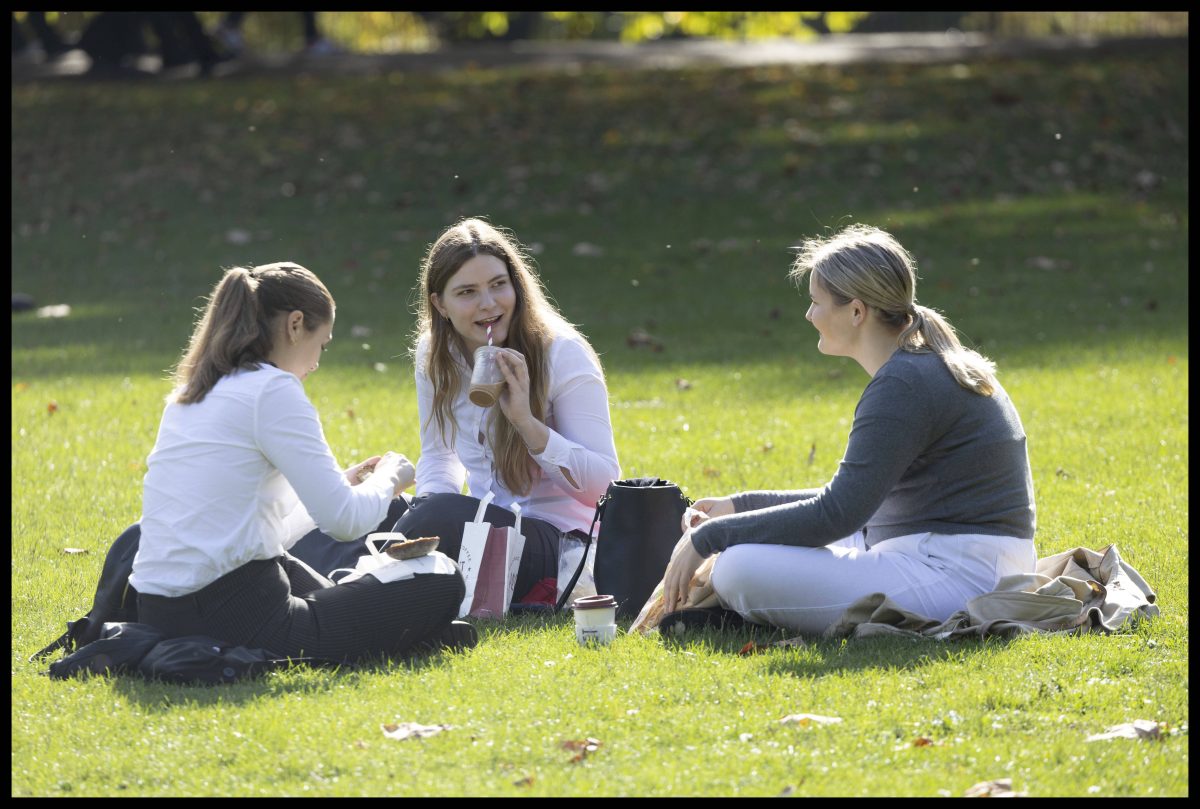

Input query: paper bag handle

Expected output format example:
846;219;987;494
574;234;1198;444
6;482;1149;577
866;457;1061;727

511;502;522;534
473;490;496;524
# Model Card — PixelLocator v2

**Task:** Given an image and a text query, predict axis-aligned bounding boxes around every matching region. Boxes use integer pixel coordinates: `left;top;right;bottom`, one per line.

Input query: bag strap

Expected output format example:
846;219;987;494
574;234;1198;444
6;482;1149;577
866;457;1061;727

554;493;609;612
473;490;496;524
29;628;75;662
366;535;388;561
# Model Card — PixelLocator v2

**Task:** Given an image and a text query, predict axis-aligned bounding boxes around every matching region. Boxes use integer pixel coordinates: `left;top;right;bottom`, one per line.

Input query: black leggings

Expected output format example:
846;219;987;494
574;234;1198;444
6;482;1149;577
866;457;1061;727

137;552;463;662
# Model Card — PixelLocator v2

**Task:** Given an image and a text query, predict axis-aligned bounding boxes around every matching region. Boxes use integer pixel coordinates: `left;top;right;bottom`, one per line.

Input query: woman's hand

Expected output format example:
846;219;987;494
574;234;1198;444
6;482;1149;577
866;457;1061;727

494;348;533;424
370;451;417;496
345;456;382;486
682;496;735;532
494;349;550;454
662;530;706;613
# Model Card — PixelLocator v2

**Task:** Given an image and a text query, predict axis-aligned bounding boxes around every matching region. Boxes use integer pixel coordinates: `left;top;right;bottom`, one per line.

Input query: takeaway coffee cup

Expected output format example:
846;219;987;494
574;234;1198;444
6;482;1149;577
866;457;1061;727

468;346;507;407
573;594;617;645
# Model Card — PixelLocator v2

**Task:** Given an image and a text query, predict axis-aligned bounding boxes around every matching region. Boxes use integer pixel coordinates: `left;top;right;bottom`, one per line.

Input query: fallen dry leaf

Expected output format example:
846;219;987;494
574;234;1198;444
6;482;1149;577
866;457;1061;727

381;722;452;741
61;548;89;555
1086;719;1164;742
675;378;692;391
513;774;535;787
627;328;664;352
779;713;842;727
738;641;768;655
772;636;807;649
963;777;1025;797
911;736;936;747
47;401;58;414
561;737;602;763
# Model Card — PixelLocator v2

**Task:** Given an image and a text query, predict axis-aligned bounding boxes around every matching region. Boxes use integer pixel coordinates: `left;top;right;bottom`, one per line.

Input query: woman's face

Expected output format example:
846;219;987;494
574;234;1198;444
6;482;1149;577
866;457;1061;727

271;312;332;382
431;254;518;354
805;273;856;357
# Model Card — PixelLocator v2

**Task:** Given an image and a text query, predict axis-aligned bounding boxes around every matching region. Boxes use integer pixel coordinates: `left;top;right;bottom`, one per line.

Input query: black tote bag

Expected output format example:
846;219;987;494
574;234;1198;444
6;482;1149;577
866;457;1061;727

579;477;692;619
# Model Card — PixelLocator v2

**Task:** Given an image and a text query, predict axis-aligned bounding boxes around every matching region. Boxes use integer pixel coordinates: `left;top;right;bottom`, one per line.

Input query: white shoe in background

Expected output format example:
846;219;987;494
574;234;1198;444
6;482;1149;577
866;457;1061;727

304;37;342;57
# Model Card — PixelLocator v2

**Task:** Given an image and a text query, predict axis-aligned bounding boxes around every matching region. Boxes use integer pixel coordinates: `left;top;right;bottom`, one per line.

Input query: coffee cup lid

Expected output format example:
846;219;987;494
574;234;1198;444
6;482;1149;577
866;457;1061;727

572;594;616;610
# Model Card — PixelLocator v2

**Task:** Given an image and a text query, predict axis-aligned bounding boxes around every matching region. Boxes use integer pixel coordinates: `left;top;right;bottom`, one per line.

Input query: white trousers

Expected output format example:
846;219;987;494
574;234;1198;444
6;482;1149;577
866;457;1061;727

711;531;1037;635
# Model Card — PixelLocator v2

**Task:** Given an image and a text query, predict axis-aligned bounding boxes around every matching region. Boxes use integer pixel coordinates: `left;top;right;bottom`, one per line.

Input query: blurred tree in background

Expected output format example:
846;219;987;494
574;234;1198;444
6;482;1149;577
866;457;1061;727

15;11;1189;55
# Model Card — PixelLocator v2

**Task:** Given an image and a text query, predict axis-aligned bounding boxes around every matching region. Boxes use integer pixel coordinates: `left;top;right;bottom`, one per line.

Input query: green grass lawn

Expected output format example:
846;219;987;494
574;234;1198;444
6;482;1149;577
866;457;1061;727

11;42;1188;796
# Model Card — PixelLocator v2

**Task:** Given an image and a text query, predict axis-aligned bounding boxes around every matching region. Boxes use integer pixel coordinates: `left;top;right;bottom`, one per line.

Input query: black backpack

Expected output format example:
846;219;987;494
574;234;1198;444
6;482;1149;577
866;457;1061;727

31;522;142;662
45;620;336;684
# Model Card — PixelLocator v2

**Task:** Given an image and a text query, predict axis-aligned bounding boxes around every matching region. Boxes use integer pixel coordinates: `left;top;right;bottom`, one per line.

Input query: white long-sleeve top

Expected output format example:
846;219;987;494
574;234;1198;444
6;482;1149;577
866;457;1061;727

414;330;621;535
130;364;400;597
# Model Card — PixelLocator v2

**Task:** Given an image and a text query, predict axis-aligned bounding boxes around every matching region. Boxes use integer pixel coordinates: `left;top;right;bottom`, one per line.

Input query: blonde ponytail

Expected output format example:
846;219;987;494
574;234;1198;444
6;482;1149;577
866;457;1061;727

899;304;997;396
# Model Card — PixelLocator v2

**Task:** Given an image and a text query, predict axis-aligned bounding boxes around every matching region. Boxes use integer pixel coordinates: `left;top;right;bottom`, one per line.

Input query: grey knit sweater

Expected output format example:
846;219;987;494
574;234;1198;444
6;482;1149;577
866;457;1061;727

690;350;1036;556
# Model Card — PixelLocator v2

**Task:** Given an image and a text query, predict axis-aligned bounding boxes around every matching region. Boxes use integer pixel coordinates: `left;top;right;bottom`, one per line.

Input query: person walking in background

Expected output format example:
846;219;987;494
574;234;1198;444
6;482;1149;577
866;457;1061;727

11;12;71;61
73;12;224;76
662;224;1037;635
214;11;341;57
126;261;473;662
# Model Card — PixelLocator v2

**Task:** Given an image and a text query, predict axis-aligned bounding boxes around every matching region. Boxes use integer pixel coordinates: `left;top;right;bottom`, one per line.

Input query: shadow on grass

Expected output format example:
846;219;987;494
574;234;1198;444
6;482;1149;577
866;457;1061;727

106;636;483;711
655;623;1008;678
103;611;584;710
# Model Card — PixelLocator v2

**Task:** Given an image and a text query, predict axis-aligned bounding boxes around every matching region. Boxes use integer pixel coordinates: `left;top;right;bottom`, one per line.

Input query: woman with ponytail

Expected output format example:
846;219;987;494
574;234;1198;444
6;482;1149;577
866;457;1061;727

663;224;1036;635
389;218;621;605
128;262;473;661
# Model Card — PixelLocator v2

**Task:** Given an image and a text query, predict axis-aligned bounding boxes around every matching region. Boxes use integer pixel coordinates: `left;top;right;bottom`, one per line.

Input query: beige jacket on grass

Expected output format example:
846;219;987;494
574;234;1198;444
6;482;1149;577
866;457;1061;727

825;544;1159;640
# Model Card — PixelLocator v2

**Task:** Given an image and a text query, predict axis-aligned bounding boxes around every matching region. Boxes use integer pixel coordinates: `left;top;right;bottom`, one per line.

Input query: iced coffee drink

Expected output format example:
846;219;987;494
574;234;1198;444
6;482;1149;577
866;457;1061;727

469;346;506;407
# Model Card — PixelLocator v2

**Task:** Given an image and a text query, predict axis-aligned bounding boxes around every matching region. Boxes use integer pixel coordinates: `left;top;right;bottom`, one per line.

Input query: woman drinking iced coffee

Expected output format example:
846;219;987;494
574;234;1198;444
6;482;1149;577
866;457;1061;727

395;217;621;604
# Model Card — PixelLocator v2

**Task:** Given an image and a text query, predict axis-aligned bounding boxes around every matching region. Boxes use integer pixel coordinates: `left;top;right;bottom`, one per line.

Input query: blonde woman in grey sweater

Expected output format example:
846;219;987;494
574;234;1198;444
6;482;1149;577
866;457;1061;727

663;225;1037;634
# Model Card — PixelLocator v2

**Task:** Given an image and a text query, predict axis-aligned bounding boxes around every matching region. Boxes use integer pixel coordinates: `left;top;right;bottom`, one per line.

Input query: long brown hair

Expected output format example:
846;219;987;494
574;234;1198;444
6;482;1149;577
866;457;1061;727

790;224;998;395
413;218;597;495
171;262;334;404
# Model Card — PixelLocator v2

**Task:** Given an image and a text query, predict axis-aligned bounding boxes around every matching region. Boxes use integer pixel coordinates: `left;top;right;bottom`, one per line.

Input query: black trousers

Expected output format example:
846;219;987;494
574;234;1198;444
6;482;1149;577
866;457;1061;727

290;493;562;603
137;551;463;662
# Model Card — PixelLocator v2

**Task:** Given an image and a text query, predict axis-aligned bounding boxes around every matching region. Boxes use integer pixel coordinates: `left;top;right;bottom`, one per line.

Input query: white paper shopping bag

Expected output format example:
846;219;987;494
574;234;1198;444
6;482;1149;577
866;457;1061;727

501;503;526;614
456;494;528;618
329;534;457;585
457;491;496;617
